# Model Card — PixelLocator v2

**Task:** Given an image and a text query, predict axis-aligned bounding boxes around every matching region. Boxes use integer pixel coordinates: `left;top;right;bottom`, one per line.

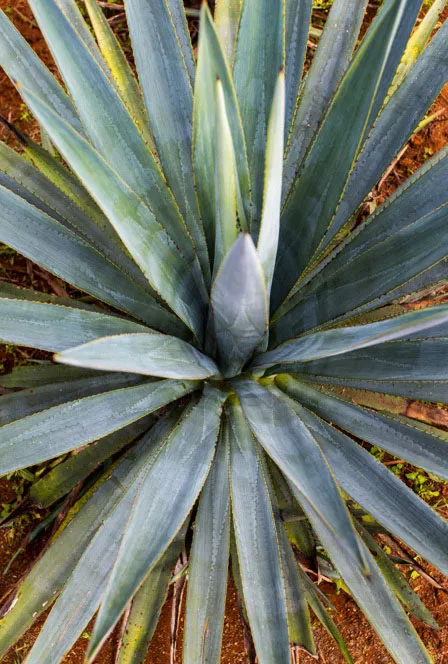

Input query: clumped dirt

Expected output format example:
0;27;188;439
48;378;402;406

1;2;448;663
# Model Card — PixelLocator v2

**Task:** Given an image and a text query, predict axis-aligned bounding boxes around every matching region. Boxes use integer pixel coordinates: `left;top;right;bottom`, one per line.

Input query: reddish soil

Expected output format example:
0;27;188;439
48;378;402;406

1;2;448;663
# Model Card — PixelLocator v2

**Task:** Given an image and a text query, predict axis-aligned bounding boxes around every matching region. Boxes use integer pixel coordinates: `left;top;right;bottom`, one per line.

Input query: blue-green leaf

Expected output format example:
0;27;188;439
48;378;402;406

83;0;155;151
294;146;448;301
19;87;207;340
297;373;448;406
0;372;145;426
167;0;196;82
272;203;448;344
211;235;268;377
284;0;313;141
0;435;158;657
0;379;197;475
184;429;230;664
22;138;118;244
117;523;187;664
125;0;210;283
24;412;183;664
52;0;110;72
0;141;145;286
274;0;420;312
360;0;422;141
0;185;183;335
0;8;84;135
55;333;220;380
275;390;448;578
257;304;448;369
257;71;285;302
389;0;447;96
277;377;448;482
0;298;148;353
214;0;243;64
193;3;250;254
30;418;153;508
213;78;239;275
228;397;290;664
0;364;102;389
326;17;448;250
283;0;368;198
28;0;198;276
285;339;448;383
293;485;432;663
25;471;140;664
233;0;284;231
87;387;226;661
280;379;448;573
235;379;369;575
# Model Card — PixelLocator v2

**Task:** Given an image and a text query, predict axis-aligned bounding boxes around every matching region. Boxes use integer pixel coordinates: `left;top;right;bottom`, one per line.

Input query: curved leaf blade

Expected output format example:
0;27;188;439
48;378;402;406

214;78;239;274
211;235;268;377
0;9;84;135
0;185;183;335
235;380;369;575
327;17;448;249
125;0;210;282
87;387;226;661
233;0;285;231
283;0;368;198
0;298;148;353
19;87;206;340
275;0;419;311
0;379;197;475
193;3;251;253
228;397;290;664
55;333;220;380
184;429;231;664
277;377;448;482
257;71;285;302
257;304;448;369
214;0;242;64
0;437;156;657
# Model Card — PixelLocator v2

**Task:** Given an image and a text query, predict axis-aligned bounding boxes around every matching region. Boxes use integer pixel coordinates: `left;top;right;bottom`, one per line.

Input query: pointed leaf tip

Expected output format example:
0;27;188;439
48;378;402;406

211;235;268;377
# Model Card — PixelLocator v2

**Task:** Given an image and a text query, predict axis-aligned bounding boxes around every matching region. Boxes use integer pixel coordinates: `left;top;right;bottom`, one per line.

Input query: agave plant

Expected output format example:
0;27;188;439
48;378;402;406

0;0;448;662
